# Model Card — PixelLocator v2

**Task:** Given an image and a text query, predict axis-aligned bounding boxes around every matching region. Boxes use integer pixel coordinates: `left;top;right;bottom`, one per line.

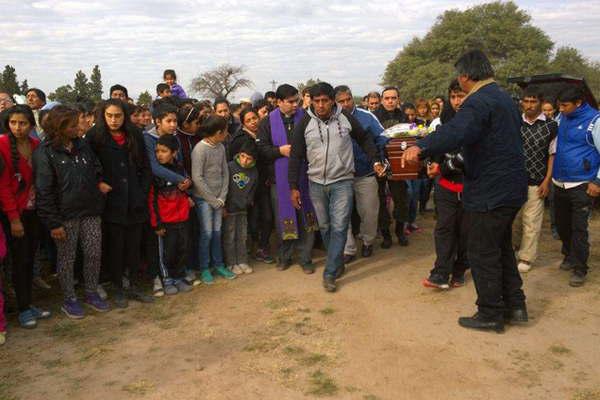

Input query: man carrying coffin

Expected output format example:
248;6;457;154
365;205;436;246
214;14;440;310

403;50;528;333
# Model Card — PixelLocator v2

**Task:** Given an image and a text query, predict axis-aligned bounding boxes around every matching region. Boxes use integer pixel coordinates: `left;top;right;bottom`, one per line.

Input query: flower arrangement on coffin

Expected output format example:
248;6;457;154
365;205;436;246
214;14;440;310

383;123;433;138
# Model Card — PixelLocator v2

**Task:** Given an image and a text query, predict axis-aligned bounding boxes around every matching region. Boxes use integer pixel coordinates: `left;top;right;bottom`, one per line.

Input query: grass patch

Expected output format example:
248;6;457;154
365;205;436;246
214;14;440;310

364;395;381;400
300;353;328;366
48;320;85;339
549;344;572;355
297;308;311;313
41;358;64;369
79;346;112;362
280;367;294;378
573;389;600;400
243;340;279;353
319;307;335;315
265;296;295;310
121;379;155;396
306;370;338;396
284;346;305;355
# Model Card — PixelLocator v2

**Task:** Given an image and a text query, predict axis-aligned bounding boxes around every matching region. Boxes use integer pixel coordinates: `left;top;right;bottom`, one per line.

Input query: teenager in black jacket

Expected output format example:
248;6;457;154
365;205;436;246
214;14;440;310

34;106;110;318
86;99;154;308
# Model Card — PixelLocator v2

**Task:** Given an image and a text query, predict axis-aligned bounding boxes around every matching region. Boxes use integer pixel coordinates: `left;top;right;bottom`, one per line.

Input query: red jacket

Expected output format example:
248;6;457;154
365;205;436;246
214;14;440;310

0;134;40;221
148;163;190;228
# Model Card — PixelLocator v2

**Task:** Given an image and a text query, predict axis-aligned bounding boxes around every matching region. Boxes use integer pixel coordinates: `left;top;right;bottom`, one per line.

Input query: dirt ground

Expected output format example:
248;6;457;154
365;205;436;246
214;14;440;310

1;212;599;400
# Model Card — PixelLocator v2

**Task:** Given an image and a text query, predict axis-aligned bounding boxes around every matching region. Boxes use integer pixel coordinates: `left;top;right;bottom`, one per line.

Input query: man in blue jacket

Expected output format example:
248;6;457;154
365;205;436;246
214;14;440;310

552;86;600;287
334;85;388;261
403;50;528;333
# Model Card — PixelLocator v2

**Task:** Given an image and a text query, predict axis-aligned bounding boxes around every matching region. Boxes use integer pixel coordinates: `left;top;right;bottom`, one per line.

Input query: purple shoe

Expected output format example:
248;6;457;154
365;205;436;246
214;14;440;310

84;291;110;312
62;298;85;319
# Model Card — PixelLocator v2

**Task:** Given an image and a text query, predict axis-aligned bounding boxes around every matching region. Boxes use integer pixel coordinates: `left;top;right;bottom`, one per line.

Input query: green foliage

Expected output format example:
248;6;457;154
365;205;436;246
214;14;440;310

73;70;89;100
383;1;554;101
548;47;600;99
137;90;152;106
88;65;103;101
19;79;29;95
0;65;22;95
297;78;321;92
48;84;77;103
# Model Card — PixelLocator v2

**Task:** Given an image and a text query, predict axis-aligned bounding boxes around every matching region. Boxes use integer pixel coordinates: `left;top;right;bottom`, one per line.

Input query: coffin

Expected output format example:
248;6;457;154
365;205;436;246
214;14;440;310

385;136;422;180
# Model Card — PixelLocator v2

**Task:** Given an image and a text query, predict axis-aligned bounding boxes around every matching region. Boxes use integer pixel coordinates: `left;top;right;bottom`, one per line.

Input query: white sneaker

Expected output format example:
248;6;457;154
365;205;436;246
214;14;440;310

33;276;51;290
0;331;6;346
186;271;202;286
230;265;244;275
153;276;164;297
97;284;108;300
518;261;532;273
122;276;131;289
239;263;253;274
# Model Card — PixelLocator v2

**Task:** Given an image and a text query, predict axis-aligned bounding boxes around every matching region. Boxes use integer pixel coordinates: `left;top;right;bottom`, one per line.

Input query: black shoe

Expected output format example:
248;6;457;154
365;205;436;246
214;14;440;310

361;245;373;258
343;254;356;264
422;274;449;290
113;290;129;309
504;308;528;325
301;263;315;275
458;313;504;333
397;234;409;247
127;287;155;303
335;265;346;279
381;233;392;249
323;277;337;293
559;259;574;271
569;271;586;287
277;259;293;271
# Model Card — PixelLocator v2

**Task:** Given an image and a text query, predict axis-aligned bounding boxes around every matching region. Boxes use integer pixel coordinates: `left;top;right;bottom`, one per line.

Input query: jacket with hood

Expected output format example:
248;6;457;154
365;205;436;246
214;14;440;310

33;138;105;229
350;106;388;177
175;128;201;176
170;83;187;99
148;162;190;228
288;105;378;189
373;106;407;129
143;127;187;184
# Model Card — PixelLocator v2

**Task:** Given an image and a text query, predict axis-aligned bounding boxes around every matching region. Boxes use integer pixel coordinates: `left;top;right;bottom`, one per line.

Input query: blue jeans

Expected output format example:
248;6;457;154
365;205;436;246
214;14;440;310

309;180;354;279
194;197;224;270
407;179;424;224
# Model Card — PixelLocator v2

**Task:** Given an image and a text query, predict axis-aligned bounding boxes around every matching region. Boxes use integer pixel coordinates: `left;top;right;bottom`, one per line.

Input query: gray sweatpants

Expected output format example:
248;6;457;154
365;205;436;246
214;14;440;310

223;212;248;266
56;216;102;299
345;175;380;255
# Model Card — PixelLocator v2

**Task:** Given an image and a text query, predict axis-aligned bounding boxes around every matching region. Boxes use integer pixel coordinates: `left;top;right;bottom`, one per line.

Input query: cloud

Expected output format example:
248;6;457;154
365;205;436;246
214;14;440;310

0;0;598;99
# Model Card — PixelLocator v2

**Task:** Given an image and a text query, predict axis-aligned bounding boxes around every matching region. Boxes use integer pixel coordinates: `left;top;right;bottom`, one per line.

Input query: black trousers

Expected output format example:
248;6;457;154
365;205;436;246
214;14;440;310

554;184;592;274
468;206;525;320
2;210;40;312
104;222;143;290
430;184;469;280
248;181;273;250
158;222;190;282
377;177;408;234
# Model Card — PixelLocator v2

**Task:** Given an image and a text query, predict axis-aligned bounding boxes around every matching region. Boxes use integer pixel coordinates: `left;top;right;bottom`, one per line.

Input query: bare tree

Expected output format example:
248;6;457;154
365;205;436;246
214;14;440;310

190;64;253;99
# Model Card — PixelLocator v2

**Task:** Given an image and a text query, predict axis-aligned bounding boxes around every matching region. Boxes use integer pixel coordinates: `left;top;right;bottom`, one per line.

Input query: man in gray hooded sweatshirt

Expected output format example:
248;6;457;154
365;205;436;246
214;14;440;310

288;82;383;292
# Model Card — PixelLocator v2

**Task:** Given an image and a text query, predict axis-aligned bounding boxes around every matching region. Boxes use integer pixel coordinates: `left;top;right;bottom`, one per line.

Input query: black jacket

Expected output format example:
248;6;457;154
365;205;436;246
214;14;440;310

33;138;105;229
227;127;255;162
373;106;407;129
86;126;152;225
418;82;527;212
256;113;296;183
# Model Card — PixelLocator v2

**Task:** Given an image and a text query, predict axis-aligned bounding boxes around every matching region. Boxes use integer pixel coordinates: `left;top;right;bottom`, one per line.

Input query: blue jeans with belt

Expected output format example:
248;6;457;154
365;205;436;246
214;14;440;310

194;197;224;270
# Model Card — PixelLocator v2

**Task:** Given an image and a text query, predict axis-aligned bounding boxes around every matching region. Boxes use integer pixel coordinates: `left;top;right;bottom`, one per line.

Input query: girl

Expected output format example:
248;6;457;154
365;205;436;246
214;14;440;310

87;99;154;308
415;98;432;126
163;69;188;99
0;105;51;328
34;106;110;319
191;116;236;284
430;100;441;120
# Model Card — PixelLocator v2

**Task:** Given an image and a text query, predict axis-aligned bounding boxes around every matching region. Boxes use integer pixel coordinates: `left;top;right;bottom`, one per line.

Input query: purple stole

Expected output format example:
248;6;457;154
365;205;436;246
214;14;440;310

270;108;318;240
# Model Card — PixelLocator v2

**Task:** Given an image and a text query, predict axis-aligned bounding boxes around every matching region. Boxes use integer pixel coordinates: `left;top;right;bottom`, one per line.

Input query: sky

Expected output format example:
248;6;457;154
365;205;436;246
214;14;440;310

2;0;599;101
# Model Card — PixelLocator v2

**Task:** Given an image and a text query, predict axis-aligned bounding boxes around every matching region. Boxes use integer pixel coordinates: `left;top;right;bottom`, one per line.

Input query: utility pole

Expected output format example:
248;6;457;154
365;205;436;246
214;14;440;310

269;80;277;91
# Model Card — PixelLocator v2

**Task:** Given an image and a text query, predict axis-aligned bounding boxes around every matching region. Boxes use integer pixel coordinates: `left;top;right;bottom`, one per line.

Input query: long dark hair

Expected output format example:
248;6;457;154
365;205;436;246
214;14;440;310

3;104;35;192
41;105;80;148
92;99;142;165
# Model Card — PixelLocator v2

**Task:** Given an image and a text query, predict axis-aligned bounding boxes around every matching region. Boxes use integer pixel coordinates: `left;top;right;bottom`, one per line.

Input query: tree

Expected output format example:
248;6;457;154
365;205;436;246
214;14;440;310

190;64;252;99
137;90;153;106
88;65;103;101
297;78;321;92
0;65;21;95
382;1;554;101
48;85;77;103
548;47;600;99
73;70;90;100
20;79;29;94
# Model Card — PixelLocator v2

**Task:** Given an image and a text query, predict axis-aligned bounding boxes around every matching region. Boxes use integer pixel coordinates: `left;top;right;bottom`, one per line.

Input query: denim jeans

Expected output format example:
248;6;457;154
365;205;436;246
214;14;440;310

407;179;425;224
194;197;224;270
309;179;354;279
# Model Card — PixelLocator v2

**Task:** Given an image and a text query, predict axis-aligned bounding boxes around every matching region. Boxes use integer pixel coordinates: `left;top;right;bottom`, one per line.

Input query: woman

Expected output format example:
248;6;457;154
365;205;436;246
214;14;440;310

87;99;154;308
430;100;441;120
228;108;259;160
34;106;109;318
0;105;51;328
415;98;432;126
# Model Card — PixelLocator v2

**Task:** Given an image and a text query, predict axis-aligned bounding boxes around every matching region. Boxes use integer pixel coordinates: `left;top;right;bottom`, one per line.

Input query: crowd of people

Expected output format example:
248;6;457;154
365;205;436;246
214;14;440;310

0;50;599;344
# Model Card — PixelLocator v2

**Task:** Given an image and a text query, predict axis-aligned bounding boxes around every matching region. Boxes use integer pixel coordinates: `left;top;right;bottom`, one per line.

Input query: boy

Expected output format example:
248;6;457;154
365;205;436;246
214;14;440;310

148;135;193;295
156;83;172;99
163;69;187;99
224;141;259;274
143;103;194;294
